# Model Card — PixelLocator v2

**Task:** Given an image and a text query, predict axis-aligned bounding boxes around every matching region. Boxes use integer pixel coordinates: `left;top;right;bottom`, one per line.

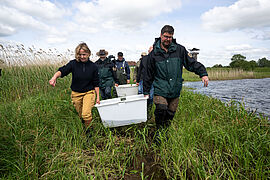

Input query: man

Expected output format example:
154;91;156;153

115;52;130;85
95;49;119;100
143;25;209;132
134;51;154;119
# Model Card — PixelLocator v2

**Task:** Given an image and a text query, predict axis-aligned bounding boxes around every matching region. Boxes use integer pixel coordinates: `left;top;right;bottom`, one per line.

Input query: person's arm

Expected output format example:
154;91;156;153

125;61;131;83
49;60;73;87
182;47;209;86
110;63;119;86
143;53;155;95
95;87;100;104
49;71;61;87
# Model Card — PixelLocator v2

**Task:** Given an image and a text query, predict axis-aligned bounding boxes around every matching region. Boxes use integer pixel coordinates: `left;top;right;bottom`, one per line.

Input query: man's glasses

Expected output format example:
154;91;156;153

163;35;173;39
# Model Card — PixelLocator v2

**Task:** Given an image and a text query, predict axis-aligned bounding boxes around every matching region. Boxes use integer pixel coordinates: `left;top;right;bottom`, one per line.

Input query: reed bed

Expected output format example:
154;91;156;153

207;68;255;80
0;44;269;179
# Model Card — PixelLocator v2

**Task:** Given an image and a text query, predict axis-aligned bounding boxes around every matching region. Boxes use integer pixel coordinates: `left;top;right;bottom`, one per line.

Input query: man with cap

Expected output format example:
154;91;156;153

95;49;119;100
115;52;130;85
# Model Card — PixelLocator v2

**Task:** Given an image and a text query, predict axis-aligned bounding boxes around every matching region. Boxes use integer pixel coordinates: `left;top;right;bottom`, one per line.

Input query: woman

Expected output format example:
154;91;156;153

49;42;100;130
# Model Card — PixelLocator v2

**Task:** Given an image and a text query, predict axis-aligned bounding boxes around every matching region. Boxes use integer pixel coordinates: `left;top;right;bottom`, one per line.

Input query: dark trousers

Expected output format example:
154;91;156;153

153;96;179;129
100;86;112;100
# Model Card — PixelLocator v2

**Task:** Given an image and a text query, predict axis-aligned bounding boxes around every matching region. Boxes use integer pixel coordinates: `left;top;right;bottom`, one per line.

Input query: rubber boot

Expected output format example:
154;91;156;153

153;107;167;145
164;110;175;128
147;103;153;120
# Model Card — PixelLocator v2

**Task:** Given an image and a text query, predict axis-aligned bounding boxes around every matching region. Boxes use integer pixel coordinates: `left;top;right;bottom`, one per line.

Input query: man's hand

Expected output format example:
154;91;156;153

115;83;119;87
127;80;130;84
201;76;209;87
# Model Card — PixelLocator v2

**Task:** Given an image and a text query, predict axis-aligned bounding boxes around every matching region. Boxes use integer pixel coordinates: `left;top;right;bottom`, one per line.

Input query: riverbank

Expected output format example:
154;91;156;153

0;66;269;179
182;67;270;81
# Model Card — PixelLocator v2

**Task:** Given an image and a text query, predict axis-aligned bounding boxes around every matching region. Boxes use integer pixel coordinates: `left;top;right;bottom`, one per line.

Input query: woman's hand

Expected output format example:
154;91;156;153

49;78;56;87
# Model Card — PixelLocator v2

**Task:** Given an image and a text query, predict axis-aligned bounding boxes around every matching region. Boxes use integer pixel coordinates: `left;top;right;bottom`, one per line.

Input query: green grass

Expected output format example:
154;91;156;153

0;65;269;179
182;67;270;82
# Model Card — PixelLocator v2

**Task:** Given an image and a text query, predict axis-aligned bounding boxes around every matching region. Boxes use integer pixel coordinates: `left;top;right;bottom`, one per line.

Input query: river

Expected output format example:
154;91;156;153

183;78;270;118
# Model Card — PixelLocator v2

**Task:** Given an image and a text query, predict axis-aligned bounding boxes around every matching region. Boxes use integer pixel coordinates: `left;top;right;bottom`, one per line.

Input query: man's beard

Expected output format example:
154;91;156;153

162;41;171;49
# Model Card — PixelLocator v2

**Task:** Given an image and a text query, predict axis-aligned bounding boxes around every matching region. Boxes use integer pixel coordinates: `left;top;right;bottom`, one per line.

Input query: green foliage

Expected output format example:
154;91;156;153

258;57;270;67
230;54;258;71
0;66;269;179
212;64;223;68
231;54;246;62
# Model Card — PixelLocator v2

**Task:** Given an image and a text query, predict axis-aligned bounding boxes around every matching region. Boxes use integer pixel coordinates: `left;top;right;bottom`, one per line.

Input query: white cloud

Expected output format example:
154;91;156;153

225;44;252;51
1;0;67;20
0;5;50;34
72;0;181;31
0;23;16;36
201;0;270;32
225;44;270;56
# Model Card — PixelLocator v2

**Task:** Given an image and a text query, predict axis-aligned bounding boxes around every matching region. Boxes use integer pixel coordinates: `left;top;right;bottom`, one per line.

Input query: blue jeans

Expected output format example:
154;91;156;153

138;80;154;105
100;86;112;100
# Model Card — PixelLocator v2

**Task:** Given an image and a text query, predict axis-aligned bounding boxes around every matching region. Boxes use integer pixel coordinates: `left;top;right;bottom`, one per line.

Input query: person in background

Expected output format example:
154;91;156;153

95;49;119;100
49;42;100;132
115;52;130;85
134;50;154;119
143;25;209;138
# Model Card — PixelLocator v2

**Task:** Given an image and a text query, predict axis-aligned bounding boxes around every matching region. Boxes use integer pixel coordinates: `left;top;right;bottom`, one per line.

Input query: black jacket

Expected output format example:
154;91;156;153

58;59;99;93
136;55;148;82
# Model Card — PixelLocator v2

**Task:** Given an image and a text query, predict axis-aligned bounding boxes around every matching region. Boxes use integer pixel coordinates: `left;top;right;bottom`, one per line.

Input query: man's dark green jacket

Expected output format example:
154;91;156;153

95;57;119;88
143;38;208;98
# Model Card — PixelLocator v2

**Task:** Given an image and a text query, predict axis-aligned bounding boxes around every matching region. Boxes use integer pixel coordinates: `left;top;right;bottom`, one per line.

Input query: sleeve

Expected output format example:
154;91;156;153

137;58;144;82
182;47;208;78
143;53;155;95
58;60;73;77
125;61;131;80
110;62;119;84
92;64;100;87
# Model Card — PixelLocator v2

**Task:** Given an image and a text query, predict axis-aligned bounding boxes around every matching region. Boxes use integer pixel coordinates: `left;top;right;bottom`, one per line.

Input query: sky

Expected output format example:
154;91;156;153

0;0;270;67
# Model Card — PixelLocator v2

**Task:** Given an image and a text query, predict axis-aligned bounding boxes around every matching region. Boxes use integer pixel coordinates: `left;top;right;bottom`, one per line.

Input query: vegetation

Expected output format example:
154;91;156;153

212;54;270;71
0;65;269;179
183;67;270;81
0;44;269;179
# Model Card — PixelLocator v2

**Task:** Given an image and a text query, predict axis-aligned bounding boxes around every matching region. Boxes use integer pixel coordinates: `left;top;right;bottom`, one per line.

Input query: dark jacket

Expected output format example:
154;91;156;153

143;38;208;98
135;55;148;82
95;57;119;88
58;59;99;93
115;58;130;80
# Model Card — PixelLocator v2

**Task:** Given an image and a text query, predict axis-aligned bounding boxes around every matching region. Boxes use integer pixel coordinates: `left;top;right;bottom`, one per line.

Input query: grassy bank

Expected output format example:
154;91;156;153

0;66;269;179
182;67;270;81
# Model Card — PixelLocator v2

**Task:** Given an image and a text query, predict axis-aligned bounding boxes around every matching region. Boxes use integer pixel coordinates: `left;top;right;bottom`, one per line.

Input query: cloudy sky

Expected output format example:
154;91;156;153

0;0;270;67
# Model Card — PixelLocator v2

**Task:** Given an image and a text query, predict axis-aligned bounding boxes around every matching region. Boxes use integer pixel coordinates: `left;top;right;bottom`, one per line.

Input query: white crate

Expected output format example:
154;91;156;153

115;84;138;97
95;94;148;127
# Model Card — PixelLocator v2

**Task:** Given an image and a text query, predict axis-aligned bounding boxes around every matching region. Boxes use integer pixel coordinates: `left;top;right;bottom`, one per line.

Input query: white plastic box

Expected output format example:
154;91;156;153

95;94;148;127
115;84;138;97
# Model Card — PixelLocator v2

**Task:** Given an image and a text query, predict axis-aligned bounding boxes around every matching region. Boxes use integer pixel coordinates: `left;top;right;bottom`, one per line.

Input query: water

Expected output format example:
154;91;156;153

183;78;270;118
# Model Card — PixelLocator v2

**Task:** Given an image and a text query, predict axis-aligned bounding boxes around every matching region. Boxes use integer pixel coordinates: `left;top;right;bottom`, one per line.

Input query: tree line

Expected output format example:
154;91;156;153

212;54;270;70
